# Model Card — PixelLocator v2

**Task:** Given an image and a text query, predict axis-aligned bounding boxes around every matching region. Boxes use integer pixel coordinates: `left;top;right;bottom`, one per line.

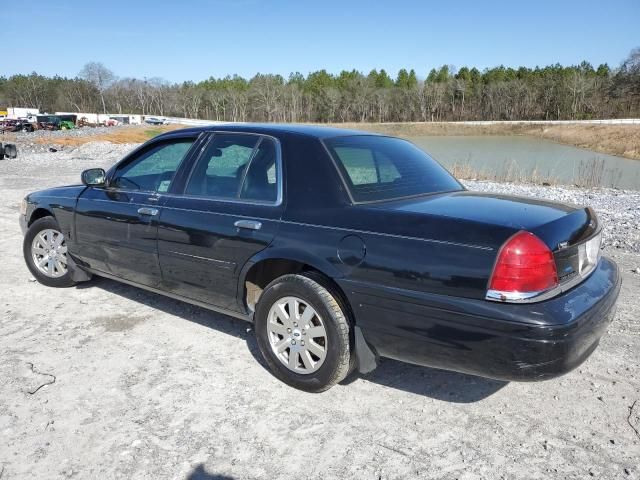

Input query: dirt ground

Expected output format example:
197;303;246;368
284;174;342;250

1;146;639;480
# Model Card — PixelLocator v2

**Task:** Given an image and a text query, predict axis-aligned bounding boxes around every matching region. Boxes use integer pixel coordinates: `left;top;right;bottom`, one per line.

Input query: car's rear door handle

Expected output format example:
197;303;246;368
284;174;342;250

137;207;159;216
234;219;262;230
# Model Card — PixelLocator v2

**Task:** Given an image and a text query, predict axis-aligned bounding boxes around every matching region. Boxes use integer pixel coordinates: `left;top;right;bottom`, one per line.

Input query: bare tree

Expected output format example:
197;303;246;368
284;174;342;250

60;79;98;112
79;62;115;114
250;74;284;122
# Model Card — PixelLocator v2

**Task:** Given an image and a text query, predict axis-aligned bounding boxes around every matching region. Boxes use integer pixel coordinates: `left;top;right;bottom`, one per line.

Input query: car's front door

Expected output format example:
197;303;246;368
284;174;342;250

157;132;283;311
74;135;198;286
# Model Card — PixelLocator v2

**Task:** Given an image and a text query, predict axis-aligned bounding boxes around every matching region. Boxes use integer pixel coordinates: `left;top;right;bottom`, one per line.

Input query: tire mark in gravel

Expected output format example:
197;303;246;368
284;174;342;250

26;362;56;395
627;400;640;440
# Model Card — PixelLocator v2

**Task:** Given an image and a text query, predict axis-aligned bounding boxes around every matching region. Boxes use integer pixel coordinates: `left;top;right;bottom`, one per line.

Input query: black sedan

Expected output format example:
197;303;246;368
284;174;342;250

19;124;621;392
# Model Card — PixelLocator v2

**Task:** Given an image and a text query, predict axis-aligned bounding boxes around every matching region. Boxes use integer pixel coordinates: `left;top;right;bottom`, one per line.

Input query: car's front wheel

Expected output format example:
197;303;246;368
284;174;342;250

23;217;76;288
254;273;353;392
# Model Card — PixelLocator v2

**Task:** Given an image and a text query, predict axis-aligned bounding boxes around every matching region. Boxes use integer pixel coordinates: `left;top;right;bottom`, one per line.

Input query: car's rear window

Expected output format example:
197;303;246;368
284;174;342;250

324;135;462;203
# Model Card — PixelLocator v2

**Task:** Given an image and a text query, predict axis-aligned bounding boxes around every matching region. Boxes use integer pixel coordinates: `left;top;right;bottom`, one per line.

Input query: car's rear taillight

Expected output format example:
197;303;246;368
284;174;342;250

487;231;558;302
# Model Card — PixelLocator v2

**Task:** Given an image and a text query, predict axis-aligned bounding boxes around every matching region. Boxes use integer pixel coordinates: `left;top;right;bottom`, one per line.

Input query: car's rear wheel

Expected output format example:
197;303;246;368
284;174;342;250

23;217;76;288
254;273;352;392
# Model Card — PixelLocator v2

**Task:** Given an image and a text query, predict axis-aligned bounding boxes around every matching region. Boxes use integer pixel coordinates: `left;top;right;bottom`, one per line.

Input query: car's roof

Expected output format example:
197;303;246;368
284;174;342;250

161;123;381;139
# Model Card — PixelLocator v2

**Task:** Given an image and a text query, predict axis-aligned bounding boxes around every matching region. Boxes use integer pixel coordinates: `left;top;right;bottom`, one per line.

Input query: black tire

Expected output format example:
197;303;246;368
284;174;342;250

4;144;17;159
23;217;76;288
254;273;352;392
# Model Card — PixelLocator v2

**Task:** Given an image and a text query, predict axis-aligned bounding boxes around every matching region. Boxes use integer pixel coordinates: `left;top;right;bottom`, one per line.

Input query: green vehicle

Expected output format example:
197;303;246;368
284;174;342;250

36;115;74;130
57;114;77;130
59;120;75;130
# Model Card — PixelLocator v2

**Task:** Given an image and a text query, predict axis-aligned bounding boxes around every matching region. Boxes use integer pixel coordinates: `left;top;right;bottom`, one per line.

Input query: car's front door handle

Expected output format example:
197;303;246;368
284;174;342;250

234;219;262;230
137;207;159;216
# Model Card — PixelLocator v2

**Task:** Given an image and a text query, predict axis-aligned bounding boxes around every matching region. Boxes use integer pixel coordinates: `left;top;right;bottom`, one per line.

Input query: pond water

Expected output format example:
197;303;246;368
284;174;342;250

410;136;640;190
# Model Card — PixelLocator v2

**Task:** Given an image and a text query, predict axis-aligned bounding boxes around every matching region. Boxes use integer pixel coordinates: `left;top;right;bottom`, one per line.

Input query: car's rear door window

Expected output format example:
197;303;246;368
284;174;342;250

325;135;462;203
185;133;280;203
240;137;279;202
185;134;258;198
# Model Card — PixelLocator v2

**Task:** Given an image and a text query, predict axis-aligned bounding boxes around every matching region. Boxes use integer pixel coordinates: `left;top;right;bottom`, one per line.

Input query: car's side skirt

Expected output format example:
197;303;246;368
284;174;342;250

84;267;253;323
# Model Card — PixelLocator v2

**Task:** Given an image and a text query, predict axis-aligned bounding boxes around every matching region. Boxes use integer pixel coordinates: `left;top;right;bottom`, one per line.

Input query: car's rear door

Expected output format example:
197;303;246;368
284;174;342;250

73;134;200;286
157;132;283;311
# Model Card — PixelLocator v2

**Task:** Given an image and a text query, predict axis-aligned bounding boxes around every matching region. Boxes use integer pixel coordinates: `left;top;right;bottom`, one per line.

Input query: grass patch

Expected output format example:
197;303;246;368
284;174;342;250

448;157;616;188
143;127;169;139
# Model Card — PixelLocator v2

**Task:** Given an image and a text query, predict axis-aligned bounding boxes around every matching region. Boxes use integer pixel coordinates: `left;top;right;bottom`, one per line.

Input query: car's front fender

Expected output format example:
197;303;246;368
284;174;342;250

20;186;84;243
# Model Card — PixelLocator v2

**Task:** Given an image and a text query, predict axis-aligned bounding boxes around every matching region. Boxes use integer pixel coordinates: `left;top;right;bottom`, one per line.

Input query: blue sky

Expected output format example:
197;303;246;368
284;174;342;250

2;0;638;82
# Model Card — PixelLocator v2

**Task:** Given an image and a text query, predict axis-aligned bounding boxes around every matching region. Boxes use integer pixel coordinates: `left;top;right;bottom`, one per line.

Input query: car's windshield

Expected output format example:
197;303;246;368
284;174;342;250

324;135;462;203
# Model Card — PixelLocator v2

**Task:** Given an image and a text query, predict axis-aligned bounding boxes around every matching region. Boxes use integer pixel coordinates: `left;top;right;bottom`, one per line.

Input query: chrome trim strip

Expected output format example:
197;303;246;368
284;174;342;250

79;197;162;208
160;191;280;207
165;250;235;269
161;205;272;218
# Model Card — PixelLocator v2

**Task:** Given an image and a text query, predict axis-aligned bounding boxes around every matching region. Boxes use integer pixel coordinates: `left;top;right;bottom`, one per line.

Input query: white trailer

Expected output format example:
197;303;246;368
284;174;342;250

55;112;143;125
8;107;40;119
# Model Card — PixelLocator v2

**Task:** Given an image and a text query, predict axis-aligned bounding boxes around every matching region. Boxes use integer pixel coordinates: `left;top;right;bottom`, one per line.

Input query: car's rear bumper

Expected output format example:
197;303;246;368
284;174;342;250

339;256;621;381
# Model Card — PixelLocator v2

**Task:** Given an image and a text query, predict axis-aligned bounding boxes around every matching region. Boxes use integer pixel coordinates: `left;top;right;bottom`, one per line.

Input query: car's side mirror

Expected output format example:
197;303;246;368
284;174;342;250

81;168;106;187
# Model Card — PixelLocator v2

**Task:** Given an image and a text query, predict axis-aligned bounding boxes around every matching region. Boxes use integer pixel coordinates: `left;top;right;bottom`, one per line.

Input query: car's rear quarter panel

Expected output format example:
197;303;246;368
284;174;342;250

341;257;620;380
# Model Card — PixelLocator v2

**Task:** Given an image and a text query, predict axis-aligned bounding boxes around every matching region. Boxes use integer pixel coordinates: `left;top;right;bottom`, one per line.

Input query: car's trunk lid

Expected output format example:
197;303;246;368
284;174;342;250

368;190;601;288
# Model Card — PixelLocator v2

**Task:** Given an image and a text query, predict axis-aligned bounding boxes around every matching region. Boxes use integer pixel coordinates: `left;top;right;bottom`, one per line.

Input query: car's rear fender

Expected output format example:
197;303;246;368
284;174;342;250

237;244;345;310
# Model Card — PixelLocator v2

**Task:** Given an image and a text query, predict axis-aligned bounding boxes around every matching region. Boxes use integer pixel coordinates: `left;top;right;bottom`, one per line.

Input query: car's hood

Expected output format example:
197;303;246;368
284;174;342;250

362;190;595;251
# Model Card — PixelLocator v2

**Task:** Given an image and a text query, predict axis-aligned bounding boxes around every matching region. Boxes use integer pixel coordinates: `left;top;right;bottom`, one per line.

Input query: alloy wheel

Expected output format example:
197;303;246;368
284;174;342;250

266;296;328;374
31;228;68;278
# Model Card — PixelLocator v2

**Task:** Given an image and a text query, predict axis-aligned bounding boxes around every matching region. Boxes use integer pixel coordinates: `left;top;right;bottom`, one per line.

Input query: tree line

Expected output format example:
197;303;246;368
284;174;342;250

1;49;639;123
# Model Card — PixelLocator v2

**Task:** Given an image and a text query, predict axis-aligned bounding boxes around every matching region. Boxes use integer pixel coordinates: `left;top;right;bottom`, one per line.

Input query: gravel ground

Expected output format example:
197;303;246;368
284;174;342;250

14;126;121;140
1;142;639;479
1;125;136;154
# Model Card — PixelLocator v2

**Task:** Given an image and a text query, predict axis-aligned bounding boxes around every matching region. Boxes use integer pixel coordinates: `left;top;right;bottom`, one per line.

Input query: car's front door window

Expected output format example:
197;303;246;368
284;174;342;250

111;139;194;192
